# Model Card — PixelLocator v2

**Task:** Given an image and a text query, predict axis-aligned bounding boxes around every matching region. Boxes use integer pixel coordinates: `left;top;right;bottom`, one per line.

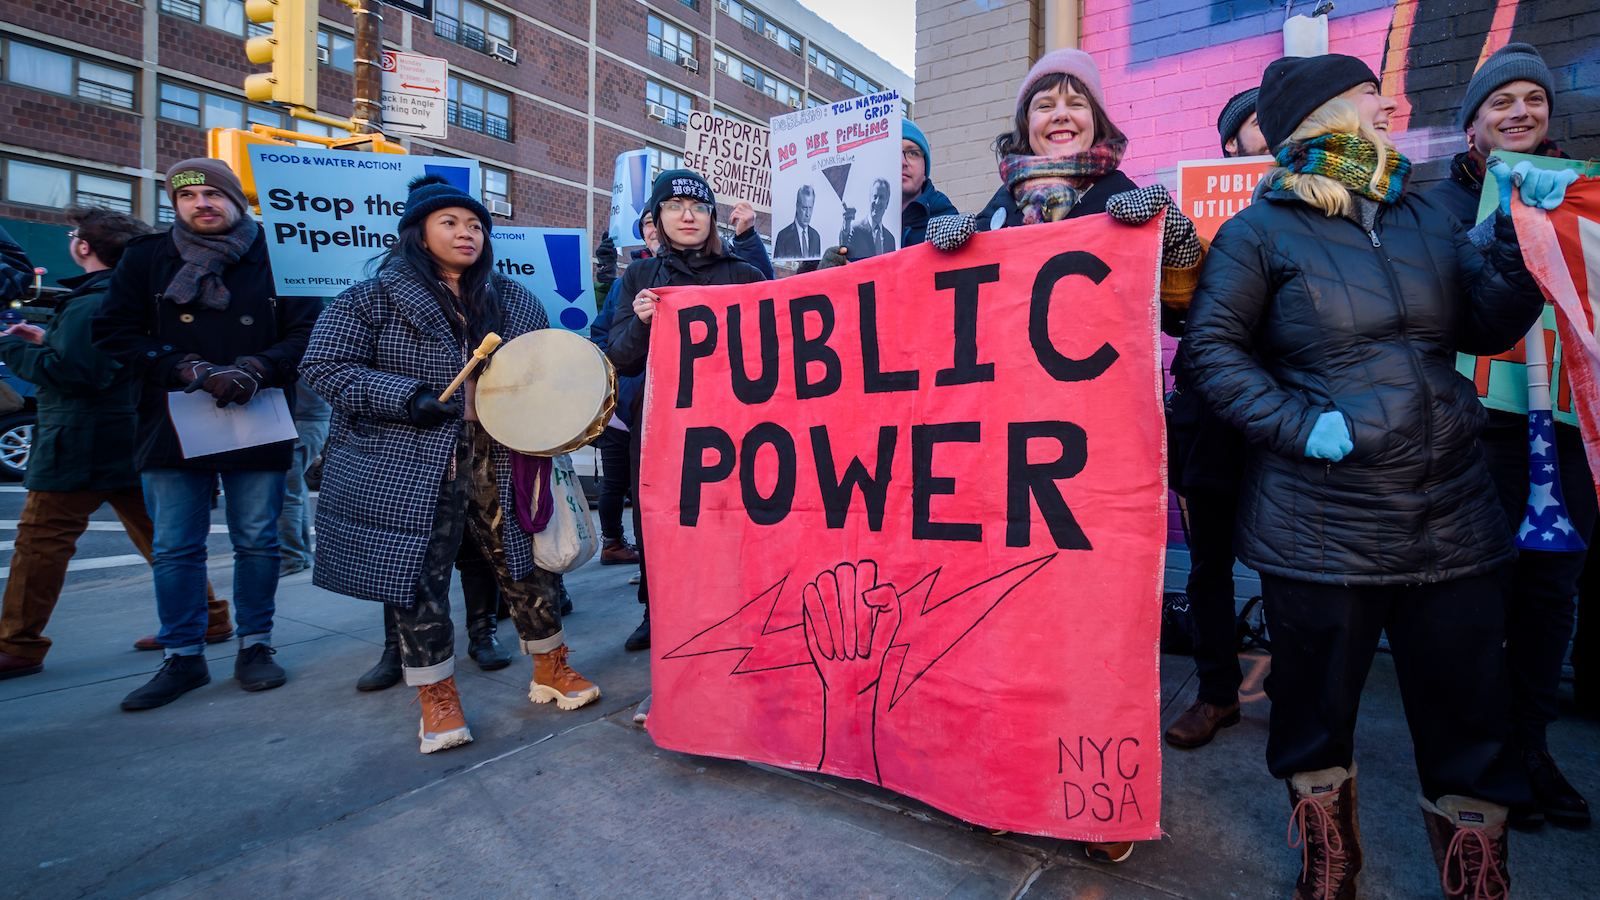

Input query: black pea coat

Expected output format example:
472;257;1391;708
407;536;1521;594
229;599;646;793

91;228;321;471
1180;188;1544;585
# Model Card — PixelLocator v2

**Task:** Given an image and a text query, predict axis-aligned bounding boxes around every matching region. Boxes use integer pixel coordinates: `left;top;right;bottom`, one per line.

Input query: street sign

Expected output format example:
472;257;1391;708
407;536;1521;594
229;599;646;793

381;0;433;21
380;50;448;139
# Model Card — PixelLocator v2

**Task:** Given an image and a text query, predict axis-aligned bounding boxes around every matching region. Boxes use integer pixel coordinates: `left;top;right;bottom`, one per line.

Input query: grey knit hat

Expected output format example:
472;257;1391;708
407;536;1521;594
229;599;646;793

1457;43;1554;130
1217;87;1259;153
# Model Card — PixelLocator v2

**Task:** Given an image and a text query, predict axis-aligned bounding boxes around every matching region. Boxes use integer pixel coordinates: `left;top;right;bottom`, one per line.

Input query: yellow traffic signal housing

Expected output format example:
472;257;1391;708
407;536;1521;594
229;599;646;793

207;126;296;209
243;0;317;108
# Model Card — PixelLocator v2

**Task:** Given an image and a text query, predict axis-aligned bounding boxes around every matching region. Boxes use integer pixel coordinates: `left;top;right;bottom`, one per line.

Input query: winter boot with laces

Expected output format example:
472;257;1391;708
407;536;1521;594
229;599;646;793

529;645;601;710
1286;764;1362;900
1421;794;1510;900
121;653;211;711
234;642;286;691
414;675;473;754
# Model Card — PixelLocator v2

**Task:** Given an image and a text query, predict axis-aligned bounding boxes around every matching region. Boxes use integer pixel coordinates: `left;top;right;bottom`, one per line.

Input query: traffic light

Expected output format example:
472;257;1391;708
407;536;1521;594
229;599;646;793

243;0;317;108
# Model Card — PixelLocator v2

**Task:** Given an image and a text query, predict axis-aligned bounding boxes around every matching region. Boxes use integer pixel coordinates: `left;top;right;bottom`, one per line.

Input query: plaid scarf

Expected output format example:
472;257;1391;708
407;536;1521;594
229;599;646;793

165;216;259;310
1273;133;1410;204
1000;139;1127;225
1453;139;1566;188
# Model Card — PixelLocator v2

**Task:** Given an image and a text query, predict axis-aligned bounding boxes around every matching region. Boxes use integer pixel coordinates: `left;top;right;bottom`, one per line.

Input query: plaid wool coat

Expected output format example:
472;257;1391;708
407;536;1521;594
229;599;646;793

302;263;548;605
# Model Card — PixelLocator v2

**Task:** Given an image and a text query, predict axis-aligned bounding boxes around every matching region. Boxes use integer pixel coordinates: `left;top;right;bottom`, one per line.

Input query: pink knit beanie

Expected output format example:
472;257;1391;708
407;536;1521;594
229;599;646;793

1015;48;1107;113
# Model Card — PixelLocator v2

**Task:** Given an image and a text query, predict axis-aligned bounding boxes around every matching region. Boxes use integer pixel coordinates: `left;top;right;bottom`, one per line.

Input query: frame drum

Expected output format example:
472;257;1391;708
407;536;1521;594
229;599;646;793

475;330;617;456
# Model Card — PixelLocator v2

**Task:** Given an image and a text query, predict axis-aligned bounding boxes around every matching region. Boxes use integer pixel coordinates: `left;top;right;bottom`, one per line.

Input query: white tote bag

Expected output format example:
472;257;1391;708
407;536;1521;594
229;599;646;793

531;453;600;573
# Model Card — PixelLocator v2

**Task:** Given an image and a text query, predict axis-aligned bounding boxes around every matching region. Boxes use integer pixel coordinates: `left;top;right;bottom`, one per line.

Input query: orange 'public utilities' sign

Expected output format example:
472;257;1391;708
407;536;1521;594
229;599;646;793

639;215;1168;841
1176;156;1274;241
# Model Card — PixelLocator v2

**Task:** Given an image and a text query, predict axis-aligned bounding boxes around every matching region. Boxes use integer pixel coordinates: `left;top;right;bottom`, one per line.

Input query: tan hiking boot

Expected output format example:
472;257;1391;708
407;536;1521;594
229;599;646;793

1163;698;1241;749
1286;764;1362;900
1084;841;1134;863
1420;795;1510;900
413;676;472;754
530;645;601;710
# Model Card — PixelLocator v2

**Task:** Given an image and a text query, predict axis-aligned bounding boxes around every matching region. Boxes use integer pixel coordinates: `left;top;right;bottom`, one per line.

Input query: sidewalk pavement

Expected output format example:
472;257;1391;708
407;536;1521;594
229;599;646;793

3;551;1597;899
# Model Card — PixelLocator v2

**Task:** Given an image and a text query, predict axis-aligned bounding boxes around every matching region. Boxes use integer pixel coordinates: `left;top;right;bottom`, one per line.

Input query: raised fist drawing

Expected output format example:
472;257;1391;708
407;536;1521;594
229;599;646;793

801;561;900;780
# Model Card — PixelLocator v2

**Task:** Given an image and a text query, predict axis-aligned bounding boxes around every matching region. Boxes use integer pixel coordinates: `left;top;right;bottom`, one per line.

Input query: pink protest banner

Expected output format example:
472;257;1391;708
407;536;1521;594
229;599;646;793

638;215;1167;841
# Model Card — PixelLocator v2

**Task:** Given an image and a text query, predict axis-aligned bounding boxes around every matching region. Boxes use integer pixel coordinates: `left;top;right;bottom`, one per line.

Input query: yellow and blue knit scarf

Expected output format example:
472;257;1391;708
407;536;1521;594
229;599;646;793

1274;133;1410;204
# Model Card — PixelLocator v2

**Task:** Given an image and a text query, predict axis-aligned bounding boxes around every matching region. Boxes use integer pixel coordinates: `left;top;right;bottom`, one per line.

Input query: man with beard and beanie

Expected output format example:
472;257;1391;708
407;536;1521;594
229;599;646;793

93;159;320;711
1158;84;1271;752
608;170;767;657
1217;87;1268;158
1433;42;1591;829
0;206;232;679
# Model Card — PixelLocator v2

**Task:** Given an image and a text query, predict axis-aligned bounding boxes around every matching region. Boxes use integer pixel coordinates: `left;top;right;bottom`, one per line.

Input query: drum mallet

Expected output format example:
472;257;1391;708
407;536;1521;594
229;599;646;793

440;332;503;402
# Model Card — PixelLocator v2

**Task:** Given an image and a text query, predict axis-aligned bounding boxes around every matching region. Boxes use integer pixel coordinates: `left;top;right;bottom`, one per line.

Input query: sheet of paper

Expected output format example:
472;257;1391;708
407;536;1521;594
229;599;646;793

167;388;299;459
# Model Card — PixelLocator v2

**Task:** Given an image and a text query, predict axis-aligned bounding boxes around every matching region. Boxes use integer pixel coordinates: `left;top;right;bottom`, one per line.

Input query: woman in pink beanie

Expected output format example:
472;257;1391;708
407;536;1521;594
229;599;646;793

926;48;1205;313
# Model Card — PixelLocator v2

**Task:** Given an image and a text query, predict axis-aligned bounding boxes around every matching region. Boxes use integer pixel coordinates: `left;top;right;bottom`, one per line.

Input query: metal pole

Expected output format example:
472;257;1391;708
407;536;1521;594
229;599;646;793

350;0;384;134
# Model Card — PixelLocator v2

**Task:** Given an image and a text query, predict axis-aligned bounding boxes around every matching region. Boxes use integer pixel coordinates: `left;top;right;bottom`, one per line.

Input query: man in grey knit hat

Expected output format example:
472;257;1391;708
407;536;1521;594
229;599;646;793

1430;41;1590;829
1217;87;1267;158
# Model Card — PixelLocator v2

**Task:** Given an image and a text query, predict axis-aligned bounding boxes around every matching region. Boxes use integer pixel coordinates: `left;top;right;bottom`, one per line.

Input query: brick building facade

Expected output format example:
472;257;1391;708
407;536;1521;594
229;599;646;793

916;0;1599;216
0;0;910;276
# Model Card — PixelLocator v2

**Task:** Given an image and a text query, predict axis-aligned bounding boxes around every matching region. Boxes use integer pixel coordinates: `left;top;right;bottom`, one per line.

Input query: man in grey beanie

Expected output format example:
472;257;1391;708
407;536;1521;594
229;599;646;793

1428;42;1563;224
1217;87;1267;158
1430;41;1591;829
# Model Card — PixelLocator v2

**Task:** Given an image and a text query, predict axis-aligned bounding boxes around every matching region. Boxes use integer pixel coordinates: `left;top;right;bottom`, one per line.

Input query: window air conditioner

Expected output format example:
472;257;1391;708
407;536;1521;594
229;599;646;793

489;198;513;217
647;102;670;122
679;54;699;73
490;40;518;64
317;47;330;64
788;97;801;109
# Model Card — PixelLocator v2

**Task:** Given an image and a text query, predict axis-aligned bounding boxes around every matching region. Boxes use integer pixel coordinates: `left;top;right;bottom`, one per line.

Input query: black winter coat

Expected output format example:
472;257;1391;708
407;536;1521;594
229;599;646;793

1181;188;1544;584
0;271;140;492
92;228;321;471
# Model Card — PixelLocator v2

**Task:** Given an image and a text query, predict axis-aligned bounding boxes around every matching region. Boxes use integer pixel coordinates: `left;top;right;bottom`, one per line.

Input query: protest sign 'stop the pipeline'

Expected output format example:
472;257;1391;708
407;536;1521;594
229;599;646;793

264;188;404;253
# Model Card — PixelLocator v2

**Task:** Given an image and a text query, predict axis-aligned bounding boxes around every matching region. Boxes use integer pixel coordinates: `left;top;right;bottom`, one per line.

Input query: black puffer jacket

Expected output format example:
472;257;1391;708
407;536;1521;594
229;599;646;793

1181;187;1544;585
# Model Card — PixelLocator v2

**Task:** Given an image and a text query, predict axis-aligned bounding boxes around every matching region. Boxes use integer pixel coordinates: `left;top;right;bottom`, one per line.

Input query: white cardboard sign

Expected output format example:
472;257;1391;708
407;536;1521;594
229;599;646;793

380;50;448;139
768;90;902;262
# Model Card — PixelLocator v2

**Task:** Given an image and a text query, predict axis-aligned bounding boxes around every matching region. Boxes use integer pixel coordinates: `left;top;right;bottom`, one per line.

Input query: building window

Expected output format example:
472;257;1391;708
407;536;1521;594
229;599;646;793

160;0;269;38
647;147;683;181
806;94;827;109
645;80;693;128
158;191;176;224
808;46;877;96
483;167;509;214
716;0;801;55
159;81;284;130
677;0;697;8
447;76;512;140
434;0;512;54
647;15;695;63
712;50;799;107
158;0;203;22
1;41;138;111
2;159;134;214
318;31;355;72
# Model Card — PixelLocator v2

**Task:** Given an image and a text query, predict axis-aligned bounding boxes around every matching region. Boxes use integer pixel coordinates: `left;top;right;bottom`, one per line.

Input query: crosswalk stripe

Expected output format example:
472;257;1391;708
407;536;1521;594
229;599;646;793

0;553;150;577
0;521;231;533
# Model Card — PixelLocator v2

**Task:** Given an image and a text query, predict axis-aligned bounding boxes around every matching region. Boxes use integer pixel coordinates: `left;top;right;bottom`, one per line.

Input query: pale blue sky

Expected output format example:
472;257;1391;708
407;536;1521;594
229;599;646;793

798;0;917;77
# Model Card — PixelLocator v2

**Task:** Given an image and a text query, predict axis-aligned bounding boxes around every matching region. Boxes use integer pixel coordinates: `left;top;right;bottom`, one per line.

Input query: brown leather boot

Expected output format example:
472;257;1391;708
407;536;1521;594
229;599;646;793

413;676;472;754
133;619;235;651
1420;795;1510;900
1286;764;1361;900
1164;698;1240;749
529;645;601;710
600;539;639;566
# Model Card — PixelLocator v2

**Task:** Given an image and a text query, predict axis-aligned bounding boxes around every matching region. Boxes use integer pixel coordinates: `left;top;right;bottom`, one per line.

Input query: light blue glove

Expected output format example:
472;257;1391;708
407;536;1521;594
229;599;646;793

1495;160;1580;213
1305;411;1352;462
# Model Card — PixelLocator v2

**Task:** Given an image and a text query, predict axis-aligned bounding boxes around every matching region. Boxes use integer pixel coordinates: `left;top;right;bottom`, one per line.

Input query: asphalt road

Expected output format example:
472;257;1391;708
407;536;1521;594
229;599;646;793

0;477;280;591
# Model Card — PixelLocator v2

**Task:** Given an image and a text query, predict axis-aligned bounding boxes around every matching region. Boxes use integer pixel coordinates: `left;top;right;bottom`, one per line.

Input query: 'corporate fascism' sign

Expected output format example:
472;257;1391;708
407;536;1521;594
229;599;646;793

249;145;480;296
684;110;771;210
640;215;1167;841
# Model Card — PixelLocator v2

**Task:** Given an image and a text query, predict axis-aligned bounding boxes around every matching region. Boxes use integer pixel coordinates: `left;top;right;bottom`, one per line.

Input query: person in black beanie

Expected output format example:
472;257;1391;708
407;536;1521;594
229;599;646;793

1217;87;1267;158
1183;52;1566;898
606;169;767;662
303;173;602;754
1429;42;1590;829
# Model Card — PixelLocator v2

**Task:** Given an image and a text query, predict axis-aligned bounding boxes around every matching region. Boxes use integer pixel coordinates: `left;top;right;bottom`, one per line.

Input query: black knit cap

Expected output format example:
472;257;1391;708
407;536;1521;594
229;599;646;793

1256;54;1381;151
1217;87;1259;153
647;169;716;223
397;173;493;233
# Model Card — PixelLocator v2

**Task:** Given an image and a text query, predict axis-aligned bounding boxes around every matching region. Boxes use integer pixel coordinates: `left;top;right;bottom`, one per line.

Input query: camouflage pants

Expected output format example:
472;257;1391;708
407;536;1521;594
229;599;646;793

395;424;563;671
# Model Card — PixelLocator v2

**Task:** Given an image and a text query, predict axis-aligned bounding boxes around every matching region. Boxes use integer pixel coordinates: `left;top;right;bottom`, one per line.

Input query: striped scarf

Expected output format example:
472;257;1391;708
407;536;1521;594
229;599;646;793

1001;139;1127;225
1274;133;1410;204
166;217;259;311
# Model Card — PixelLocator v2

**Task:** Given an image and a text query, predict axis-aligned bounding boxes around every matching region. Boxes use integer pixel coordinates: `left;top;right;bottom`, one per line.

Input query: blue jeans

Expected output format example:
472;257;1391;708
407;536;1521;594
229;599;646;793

143;469;286;651
279;415;329;568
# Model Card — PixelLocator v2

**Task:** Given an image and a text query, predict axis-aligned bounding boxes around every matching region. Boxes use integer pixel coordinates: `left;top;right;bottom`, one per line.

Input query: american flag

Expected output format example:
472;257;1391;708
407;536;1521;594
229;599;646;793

1513;176;1600;551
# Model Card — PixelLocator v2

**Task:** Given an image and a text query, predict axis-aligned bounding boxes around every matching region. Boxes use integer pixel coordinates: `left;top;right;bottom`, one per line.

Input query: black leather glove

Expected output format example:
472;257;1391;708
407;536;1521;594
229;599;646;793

192;365;260;407
595;233;618;283
817;246;850;269
408;388;462;428
174;354;214;389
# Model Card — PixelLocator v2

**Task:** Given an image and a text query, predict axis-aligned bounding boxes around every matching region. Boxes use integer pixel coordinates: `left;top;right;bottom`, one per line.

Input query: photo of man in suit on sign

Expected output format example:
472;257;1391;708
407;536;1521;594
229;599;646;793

844;178;896;261
775;185;822;259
